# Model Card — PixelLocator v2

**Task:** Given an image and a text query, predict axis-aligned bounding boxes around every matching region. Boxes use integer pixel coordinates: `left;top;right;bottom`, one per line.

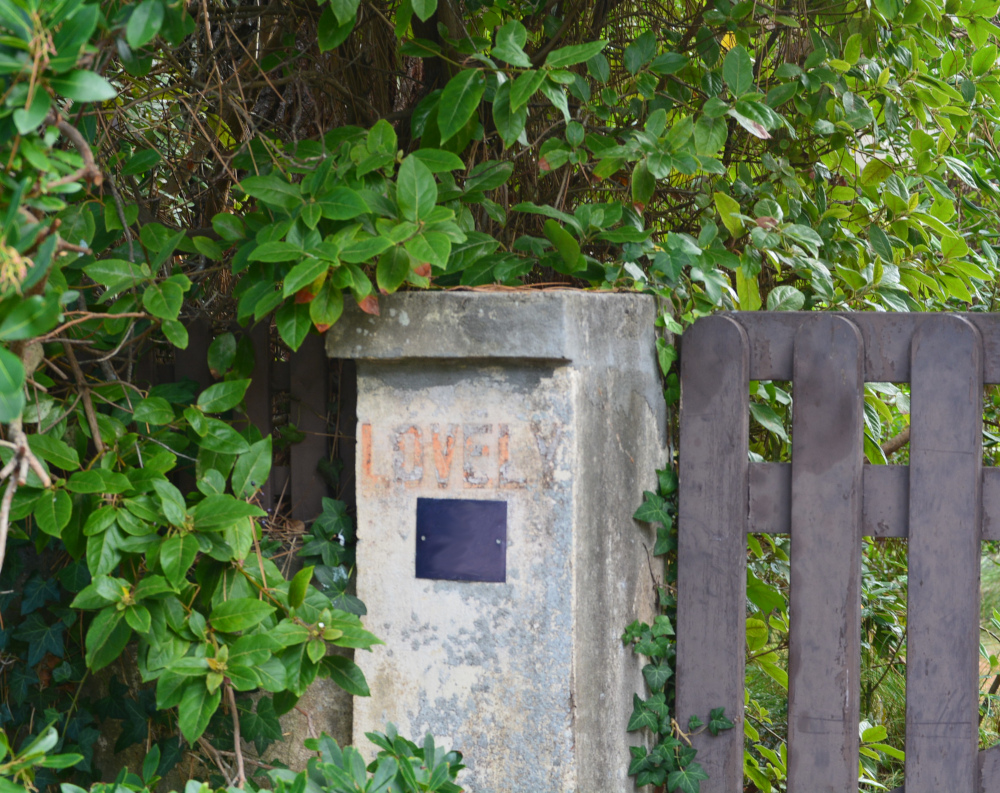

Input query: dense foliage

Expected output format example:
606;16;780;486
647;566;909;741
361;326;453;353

4;0;1000;790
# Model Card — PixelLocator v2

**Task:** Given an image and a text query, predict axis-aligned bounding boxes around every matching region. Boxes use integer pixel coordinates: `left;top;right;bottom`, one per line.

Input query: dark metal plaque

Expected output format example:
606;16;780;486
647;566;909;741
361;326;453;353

415;498;507;582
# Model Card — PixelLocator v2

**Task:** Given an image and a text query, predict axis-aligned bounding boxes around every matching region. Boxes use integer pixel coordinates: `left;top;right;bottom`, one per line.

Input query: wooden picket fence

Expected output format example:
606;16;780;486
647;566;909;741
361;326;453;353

677;312;1000;793
134;318;349;524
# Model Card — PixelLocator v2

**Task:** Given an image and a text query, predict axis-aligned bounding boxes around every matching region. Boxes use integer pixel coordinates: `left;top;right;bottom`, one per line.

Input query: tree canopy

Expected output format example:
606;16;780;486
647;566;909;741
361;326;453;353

2;0;1000;789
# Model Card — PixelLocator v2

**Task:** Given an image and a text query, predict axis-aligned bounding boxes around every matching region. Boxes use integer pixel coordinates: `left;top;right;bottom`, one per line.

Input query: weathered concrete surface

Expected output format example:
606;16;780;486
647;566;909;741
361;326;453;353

328;292;664;793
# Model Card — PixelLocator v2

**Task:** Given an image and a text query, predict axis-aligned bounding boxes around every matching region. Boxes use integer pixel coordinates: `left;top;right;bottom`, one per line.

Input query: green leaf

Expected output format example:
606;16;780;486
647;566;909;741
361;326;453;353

642;661;672;692
34;489;72;537
317;5;354;51
667;762;709;793
543;220;584;272
860;158;893;186
191;494;265;529
633;492;671;526
178;682;221;744
410;149;464;172
410;0;437;21
941;233;969;259
288;566;314;609
13;91;50;135
862;725;888;743
405;232;451;268
766;284;804;311
510;69;546;111
626;695;658;731
87;523;123;575
538;78;570;122
708;706;734;736
49;70;117;102
276;301;312;352
397;155;438;223
250;241;304;263
746;572;785;613
143;280;186;320
85;607;132;670
623;30;656;74
162;319;189;349
126;0;164;49
843;33;861;65
723;45;754;96
210;598;277;633
124;603;152;633
282;259;327;299
869;225;894;263
317;187;369;220
160;534;198;588
192;236;225;260
68;469;131;494
232;436;272;499
14;613;64;665
973;44;998;76
0;347;25;423
758;659;788;689
309;280;344;330
750;402;789;441
492;20;532;67
241;174;302;211
376;245;412;293
623;159;653;209
122;148;162;175
27;435;79;470
545;40;608;68
492;81;527;148
328;0;361;25
153;479;186;525
212;214;245;242
437;70;485;144
322;655;371;696
133;396;175;425
197;379;251;413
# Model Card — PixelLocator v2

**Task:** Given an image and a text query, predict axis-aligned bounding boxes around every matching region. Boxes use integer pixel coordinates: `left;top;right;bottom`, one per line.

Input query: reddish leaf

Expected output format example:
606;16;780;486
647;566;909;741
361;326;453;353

539;157;551;172
313;323;331;333
413;262;432;277
295;286;317;304
358;294;380;316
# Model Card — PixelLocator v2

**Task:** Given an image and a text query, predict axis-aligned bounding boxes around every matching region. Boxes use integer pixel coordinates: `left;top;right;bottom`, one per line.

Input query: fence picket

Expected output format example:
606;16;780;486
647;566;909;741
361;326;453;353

289;334;329;521
677;315;749;793
905;316;982;793
787;316;864;792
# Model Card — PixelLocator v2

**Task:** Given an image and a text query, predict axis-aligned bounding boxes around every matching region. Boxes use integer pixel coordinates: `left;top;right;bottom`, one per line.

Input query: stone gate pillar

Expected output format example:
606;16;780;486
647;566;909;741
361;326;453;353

326;291;664;793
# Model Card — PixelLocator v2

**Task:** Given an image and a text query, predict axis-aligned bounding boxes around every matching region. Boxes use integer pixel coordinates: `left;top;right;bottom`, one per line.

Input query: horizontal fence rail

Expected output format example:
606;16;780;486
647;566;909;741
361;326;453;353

677;312;1000;793
727;310;1000;383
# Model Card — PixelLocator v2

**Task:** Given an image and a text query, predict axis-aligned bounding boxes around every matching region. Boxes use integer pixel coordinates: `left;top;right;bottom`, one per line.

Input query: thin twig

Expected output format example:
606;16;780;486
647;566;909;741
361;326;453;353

47;119;103;188
226;684;247;788
197;736;234;786
0;419;50;580
103;171;135;262
61;342;105;455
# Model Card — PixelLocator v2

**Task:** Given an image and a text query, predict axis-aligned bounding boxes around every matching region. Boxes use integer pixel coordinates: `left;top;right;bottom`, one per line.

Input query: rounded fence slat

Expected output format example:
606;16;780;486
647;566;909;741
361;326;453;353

906;315;982;793
787;315;864;793
677;315;749;793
